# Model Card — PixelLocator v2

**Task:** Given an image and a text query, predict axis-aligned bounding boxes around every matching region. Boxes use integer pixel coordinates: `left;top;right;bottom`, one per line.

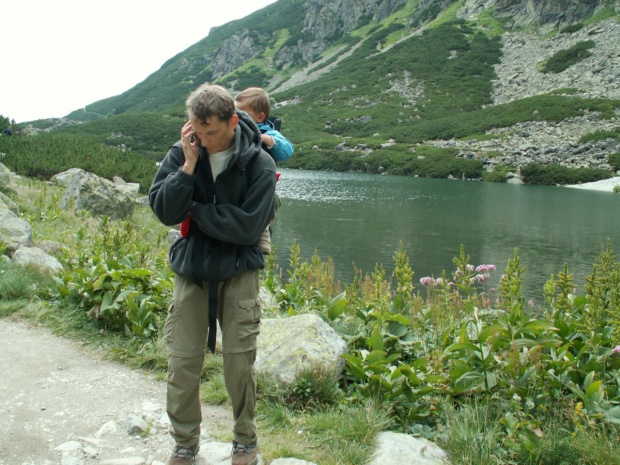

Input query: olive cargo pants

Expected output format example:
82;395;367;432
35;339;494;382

164;270;261;447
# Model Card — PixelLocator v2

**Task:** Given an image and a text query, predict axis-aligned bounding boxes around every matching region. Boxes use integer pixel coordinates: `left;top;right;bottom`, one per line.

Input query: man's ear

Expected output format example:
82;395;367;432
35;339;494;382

258;112;266;123
229;113;239;129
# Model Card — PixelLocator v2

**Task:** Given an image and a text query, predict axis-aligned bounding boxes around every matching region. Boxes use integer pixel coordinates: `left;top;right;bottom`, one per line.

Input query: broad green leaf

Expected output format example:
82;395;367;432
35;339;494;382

605;406;620;425
478;324;508;342
586;380;603;401
444;341;480;354
453;371;485;394
92;274;109;291
366;349;387;366
385;313;410;325
368;326;384;351
341;354;366;379
521;320;558;332
386;320;409;337
99;291;115;313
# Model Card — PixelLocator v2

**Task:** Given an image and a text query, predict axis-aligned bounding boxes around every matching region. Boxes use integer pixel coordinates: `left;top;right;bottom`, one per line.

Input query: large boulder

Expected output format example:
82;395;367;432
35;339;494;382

0;162;18;197
55;169;135;220
12;247;63;275
256;314;347;383
112;176;140;198
368;432;449;465
51;167;85;187
0;191;18;215
0;209;33;253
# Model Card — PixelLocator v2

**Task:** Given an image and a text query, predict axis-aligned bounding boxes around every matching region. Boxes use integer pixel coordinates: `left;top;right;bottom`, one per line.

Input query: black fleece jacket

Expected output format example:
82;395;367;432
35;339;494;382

148;110;277;282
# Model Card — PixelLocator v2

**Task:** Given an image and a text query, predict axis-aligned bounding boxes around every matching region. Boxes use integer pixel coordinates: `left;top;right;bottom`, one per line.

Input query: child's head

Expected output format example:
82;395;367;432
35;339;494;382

234;87;270;124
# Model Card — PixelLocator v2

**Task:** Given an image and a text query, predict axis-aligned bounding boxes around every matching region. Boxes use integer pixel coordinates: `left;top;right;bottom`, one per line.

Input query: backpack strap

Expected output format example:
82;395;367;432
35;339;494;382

266;115;281;132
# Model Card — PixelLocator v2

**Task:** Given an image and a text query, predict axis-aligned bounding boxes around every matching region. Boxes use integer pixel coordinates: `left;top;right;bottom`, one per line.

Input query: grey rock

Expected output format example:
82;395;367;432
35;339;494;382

0;190;18;214
368;432;449;465
167;229;180;243
256;314;347;384
12;247;63;274
54;441;82;452
51;168;87;187
123;414;148;435
58;170;135;220
37;240;68;256
0;209;33;253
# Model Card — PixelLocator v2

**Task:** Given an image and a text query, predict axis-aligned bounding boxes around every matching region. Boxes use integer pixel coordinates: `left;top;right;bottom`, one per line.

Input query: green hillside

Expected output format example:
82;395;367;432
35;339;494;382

6;0;619;185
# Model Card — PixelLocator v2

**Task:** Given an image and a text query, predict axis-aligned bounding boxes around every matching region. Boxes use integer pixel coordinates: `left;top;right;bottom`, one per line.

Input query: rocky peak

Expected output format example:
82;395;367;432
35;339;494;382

460;0;617;33
275;0;406;69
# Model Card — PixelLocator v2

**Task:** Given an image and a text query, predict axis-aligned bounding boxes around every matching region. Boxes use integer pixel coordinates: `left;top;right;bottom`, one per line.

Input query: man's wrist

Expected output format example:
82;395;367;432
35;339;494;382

182;162;196;174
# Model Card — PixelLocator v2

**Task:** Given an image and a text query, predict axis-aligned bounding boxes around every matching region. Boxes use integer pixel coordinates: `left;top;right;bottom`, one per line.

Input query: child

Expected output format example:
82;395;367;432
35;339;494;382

235;87;294;254
235;87;294;162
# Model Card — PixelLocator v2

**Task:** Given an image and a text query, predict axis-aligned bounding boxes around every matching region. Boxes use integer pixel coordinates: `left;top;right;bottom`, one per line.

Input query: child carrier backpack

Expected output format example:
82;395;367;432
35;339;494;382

266;115;281;132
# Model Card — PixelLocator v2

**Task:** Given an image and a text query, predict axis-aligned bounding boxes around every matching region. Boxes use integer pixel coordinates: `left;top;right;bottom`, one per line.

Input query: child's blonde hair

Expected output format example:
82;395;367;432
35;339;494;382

235;87;271;119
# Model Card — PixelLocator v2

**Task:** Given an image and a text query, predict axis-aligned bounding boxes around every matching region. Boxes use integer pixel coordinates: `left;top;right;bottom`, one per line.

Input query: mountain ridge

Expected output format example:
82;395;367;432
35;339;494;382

65;0;616;120
22;0;619;184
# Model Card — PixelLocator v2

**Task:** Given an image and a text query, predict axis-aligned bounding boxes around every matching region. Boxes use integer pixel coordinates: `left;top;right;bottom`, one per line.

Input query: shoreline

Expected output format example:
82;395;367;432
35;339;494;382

564;176;620;193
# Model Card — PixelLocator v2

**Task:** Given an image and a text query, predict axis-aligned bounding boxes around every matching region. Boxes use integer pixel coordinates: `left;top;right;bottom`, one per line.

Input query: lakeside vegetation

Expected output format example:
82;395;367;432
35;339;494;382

1;128;618;191
1;173;619;464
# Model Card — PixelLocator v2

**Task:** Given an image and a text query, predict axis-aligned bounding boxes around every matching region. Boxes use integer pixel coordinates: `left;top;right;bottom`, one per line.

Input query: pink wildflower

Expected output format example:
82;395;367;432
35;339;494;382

475;273;490;283
475;264;497;272
435;277;444;286
420;277;434;287
612;345;620;354
466;264;475;272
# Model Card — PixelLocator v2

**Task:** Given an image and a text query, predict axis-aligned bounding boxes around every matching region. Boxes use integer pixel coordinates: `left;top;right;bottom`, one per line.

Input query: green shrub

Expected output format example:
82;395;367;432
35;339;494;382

609;153;620;172
561;23;584;34
520;162;612;186
0;259;58;300
0;133;158;192
482;170;507;183
579;127;620;144
540;40;595;74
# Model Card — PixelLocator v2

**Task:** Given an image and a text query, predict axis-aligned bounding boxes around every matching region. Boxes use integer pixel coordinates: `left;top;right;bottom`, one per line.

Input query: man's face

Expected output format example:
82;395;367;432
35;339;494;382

190;114;238;154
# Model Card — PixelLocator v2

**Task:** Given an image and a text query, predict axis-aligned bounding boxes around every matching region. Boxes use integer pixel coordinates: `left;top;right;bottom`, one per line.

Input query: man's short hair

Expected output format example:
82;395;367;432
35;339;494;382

235;87;271;119
186;84;235;123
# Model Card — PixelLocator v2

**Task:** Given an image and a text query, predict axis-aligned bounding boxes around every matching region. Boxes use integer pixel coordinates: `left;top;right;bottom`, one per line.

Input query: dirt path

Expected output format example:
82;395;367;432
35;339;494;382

0;319;234;465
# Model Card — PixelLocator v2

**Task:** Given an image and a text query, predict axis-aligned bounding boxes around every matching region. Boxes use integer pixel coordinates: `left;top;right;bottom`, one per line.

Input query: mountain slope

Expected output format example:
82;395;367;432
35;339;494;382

50;0;620;181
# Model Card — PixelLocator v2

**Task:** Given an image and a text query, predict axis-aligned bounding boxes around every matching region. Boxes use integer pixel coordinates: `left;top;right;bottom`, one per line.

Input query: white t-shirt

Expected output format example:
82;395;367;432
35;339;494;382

208;145;236;181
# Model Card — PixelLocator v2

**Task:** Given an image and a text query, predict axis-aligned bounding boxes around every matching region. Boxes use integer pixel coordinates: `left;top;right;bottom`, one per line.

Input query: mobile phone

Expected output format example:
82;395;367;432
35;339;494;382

188;133;196;144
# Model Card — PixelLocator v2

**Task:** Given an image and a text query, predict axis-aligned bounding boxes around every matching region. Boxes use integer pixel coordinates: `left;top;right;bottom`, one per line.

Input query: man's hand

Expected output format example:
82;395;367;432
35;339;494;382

181;121;200;174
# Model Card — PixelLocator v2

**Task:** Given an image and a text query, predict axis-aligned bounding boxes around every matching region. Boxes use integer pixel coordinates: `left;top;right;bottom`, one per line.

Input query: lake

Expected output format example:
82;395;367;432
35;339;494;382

271;168;619;304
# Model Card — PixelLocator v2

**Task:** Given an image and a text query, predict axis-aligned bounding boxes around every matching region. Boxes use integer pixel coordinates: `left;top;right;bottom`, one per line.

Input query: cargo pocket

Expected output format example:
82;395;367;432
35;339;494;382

163;303;176;346
234;297;262;344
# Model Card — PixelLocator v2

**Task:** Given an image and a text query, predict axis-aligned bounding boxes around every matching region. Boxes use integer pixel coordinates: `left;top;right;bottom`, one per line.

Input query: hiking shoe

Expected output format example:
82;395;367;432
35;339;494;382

258;227;271;255
168;443;199;465
232;440;258;465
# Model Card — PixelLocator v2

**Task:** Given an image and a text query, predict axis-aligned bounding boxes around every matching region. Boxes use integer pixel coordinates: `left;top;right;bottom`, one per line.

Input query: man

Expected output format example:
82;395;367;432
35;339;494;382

149;83;276;465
